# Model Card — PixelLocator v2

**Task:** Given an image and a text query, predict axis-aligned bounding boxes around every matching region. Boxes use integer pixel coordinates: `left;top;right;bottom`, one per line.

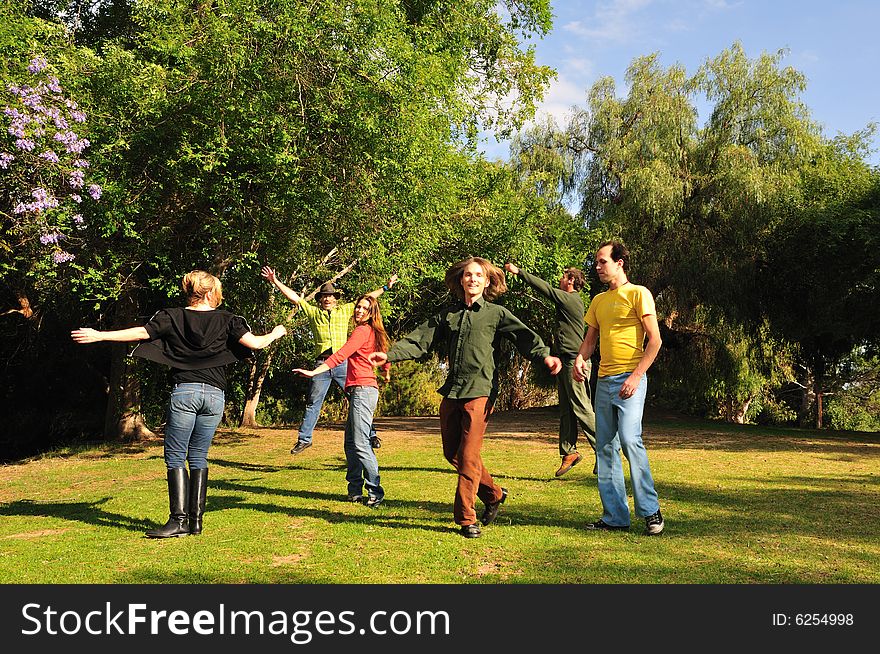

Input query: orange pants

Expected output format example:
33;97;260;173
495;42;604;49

439;397;505;526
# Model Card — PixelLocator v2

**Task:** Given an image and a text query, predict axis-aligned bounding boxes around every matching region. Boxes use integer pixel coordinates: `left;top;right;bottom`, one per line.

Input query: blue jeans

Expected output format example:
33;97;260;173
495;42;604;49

164;383;224;470
344;386;383;500
297;359;348;445
594;373;659;526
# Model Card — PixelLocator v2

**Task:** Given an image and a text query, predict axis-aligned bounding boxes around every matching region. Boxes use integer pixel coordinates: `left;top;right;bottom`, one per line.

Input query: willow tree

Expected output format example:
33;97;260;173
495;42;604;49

514;43;876;423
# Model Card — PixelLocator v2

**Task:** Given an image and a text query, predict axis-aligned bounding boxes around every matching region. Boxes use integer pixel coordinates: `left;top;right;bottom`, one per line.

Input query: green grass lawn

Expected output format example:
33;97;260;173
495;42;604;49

1;408;878;584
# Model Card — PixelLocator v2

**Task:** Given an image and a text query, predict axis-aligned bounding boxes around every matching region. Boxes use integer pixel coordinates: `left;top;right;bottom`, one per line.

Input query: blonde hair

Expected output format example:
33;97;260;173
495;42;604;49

354;295;389;352
445;257;507;301
182;270;223;308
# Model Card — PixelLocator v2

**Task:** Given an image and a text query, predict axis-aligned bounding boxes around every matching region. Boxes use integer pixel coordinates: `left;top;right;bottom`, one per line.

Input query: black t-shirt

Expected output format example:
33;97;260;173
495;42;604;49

133;307;252;391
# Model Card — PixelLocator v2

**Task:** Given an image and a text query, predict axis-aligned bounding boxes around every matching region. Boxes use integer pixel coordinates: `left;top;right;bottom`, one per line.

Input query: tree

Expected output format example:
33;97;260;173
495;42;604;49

3;0;557;447
515;42;878;424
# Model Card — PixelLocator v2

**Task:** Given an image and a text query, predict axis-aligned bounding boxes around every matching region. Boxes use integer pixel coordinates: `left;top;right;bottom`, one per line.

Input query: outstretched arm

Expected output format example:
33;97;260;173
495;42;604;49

261;266;302;305
71;326;150;343
497;308;561;375
366;274;399;299
238;325;287;350
506;264;566;303
573;326;598;382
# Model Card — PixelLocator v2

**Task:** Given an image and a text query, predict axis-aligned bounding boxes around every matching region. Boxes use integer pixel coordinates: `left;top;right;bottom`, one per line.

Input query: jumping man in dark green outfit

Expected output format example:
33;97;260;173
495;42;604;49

505;263;597;477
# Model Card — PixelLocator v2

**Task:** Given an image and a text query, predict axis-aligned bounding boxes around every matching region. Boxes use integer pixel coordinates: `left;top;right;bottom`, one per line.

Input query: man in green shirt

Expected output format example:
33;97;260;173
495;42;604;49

369;257;561;538
505;263;597;477
262;267;396;453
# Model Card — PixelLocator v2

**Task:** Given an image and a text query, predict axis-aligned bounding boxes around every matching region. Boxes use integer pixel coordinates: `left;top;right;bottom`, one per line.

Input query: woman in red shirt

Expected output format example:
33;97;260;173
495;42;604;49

294;294;389;506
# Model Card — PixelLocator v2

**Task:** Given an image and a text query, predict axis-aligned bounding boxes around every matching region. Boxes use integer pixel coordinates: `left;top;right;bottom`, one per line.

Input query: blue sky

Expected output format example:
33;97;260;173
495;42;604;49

481;0;880;166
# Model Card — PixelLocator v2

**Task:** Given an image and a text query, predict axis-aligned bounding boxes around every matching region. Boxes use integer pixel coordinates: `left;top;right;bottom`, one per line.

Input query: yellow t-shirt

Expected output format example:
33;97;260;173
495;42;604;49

585;283;656;377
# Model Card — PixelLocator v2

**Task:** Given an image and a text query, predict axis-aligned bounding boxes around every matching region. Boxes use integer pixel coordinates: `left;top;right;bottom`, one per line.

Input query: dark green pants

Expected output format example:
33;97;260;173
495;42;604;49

558;358;597;456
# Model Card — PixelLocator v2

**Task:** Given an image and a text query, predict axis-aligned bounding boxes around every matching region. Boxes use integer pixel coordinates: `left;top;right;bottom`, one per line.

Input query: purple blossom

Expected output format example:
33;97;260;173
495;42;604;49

7;124;26;138
73;159;89;168
71;194;82;203
88;184;102;200
47;77;62;94
53;251;75;264
39;150;60;163
28;57;48;74
72;214;84;225
28;188;59;212
40;232;63;245
69;169;85;188
13;203;28;214
53;115;69;130
15;138;35;151
0;152;13;169
70;110;87;123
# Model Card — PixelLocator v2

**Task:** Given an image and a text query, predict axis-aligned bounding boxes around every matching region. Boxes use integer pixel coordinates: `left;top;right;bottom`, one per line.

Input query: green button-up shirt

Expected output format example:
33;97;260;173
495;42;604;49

387;296;551;401
298;300;355;357
517;269;586;357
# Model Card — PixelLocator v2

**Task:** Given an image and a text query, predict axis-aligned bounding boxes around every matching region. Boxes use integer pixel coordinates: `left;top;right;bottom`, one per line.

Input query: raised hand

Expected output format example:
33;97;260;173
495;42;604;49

504;262;520;275
261;266;276;283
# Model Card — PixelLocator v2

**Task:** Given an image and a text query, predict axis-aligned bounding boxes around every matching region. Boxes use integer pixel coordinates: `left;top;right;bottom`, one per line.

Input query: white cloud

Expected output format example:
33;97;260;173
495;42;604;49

563;0;655;43
532;73;588;126
565;57;595;76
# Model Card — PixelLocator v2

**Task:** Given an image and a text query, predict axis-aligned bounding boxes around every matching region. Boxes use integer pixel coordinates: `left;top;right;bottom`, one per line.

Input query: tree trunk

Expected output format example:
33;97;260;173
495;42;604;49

103;290;154;441
798;365;815;428
731;396;752;424
240;354;272;428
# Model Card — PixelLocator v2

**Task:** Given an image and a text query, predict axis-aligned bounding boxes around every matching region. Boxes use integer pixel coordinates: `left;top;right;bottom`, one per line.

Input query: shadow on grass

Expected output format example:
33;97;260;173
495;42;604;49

653;473;880;540
0;497;154;532
207;479;590;532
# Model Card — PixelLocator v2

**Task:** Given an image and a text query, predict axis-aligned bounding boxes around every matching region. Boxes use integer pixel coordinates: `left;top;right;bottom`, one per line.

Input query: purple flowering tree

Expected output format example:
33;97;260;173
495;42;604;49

1;55;101;269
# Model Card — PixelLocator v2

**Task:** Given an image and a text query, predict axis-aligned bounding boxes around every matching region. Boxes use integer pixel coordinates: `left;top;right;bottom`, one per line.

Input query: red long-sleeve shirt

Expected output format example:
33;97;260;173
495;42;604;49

324;324;389;388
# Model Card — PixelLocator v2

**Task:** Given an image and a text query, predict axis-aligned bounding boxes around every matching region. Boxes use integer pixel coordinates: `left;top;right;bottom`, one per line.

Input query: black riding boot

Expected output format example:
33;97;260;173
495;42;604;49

188;468;208;535
145;468;189;538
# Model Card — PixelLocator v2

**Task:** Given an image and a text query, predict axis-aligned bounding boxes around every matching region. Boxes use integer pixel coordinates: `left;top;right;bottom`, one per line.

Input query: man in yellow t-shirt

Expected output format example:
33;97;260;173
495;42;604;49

574;241;665;535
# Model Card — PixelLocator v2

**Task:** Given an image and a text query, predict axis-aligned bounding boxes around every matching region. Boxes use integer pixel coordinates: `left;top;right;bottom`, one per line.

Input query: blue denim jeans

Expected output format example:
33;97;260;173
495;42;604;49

344;385;383;500
297;359;348;445
164;383;225;469
594;373;659;526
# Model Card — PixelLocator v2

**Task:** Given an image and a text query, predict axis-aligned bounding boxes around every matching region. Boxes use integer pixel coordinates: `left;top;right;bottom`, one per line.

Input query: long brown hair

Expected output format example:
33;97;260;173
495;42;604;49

444;256;507;302
353;295;388;352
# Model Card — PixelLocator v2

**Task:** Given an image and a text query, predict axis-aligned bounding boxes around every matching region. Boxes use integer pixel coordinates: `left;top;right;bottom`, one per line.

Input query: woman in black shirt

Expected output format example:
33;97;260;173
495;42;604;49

72;271;286;538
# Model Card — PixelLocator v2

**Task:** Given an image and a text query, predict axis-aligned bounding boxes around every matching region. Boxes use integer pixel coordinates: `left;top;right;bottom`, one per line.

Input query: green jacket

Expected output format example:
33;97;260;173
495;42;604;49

517;269;586;357
387;296;551;401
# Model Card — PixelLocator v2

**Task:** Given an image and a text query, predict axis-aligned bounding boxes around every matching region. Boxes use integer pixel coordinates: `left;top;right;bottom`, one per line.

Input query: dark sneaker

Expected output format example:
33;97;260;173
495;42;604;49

365;496;384;508
370;435;381;449
347;494;364;503
645;510;664;535
585;519;629;531
460;524;482;538
480;487;508;526
555;452;583;477
290;441;312;455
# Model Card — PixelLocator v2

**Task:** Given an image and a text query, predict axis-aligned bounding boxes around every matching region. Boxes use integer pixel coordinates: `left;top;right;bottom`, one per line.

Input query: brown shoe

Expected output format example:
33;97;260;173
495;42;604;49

555;452;583;477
